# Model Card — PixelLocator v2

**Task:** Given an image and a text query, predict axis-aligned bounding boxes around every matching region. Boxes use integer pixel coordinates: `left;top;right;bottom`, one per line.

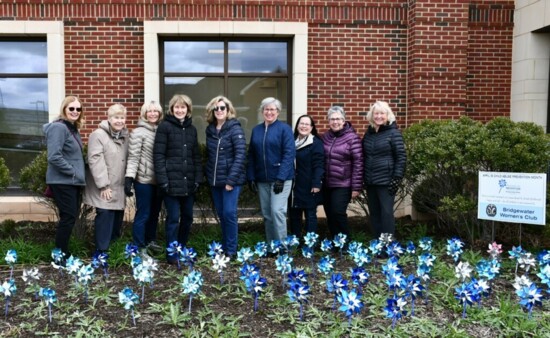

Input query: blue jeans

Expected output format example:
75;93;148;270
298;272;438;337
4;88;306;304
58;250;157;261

211;185;242;255
289;207;318;239
132;182;162;248
163;194;194;247
323;187;351;238
94;208;124;251
257;180;292;244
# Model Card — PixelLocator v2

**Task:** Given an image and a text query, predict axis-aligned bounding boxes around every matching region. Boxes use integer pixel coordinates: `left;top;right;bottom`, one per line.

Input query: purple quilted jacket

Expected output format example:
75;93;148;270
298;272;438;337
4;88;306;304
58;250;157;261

321;122;364;191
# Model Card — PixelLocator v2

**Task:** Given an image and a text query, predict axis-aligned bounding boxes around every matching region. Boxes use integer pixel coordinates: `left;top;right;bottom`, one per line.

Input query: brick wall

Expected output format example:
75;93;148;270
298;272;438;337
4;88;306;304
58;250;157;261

0;0;514;138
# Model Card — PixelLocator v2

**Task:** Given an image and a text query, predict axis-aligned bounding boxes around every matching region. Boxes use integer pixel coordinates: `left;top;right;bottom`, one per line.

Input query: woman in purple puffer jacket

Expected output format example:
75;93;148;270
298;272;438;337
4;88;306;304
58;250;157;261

321;106;363;239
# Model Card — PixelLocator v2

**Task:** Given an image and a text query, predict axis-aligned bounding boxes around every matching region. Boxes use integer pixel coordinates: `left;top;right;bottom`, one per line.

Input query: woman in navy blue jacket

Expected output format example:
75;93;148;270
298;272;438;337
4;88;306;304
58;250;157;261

362;101;406;238
247;97;295;246
289;115;325;239
205;96;246;257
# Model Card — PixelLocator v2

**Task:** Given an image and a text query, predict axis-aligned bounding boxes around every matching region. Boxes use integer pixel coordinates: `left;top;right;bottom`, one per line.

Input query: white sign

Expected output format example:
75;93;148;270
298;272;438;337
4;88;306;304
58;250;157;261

478;171;546;225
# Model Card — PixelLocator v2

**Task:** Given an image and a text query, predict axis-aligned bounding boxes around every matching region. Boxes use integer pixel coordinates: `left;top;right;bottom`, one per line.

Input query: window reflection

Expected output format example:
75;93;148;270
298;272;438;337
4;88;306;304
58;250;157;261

164;41;224;73
228;42;287;73
0;41;47;74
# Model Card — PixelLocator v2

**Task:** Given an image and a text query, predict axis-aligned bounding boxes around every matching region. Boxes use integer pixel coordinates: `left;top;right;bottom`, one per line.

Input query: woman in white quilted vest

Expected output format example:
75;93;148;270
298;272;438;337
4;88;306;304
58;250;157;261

124;101;164;253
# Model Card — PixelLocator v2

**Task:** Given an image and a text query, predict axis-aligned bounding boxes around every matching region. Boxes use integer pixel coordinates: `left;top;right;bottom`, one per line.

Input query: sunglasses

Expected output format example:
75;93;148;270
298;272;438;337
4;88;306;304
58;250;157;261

212;106;227;112
68;107;82;112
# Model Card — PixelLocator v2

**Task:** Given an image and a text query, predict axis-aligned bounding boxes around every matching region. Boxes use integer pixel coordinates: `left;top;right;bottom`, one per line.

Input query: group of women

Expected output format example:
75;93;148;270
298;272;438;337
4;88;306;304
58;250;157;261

44;94;406;262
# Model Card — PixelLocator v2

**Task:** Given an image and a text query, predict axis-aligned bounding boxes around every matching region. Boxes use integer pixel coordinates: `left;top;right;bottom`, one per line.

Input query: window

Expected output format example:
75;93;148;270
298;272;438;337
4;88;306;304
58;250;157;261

0;39;48;186
161;38;291;143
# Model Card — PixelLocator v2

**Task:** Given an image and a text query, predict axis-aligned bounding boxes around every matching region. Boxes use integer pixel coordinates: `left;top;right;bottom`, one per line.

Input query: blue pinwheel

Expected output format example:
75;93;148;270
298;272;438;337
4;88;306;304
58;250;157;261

455;281;480;318
4;249;17;279
515;282;543;318
537;249;550;267
284;235;300;254
65;256;83;285
39;287;56;323
167;241;184;270
350;267;369;294
350;247;371;268
269;240;283;256
369;239;383;262
509;245;525;275
237;247;255;264
386;242;404;258
317;255;335;276
254;242;268;266
418;237;433;252
301;246;316;274
133;262;155;302
118;287;139;326
91;250;109;278
320;239;333;253
326;273;348;310
405;241;416;255
180;246;197;271
51;248;66;275
245;272;267;311
240;263;260;282
181;270;203;313
385;296;408;329
471;278;491;307
337;289;363;325
0;279;16;318
446;237;464;263
77;264;94;303
287;269;308;288
287;281;310;321
404;274;424;316
125;243;139;260
207;241;224;258
275;254;293;286
303;232;319;249
537;264;550;289
333;233;347;258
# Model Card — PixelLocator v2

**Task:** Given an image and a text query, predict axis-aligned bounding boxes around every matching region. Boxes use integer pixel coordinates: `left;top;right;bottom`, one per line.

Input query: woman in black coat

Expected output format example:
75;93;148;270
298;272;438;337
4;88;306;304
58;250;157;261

289;115;325;238
153;94;203;259
362;101;406;238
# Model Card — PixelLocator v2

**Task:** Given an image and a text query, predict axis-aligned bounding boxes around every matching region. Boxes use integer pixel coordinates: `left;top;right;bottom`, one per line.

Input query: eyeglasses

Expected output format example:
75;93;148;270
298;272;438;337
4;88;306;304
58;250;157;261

212;106;227;112
329;117;343;122
68;107;82;112
298;122;311;127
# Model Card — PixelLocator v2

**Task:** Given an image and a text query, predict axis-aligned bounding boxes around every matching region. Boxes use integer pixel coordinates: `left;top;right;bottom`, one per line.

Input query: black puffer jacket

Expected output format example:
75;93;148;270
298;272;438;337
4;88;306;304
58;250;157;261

362;122;406;186
153;115;203;196
205;118;247;187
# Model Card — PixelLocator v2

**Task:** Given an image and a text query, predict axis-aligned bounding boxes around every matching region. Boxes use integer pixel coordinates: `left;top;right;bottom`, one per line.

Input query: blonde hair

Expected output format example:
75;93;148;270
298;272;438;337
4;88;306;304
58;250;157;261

107;103;127;119
168;94;193;117
58;95;84;129
140;100;163;123
367;101;396;126
205;96;236;124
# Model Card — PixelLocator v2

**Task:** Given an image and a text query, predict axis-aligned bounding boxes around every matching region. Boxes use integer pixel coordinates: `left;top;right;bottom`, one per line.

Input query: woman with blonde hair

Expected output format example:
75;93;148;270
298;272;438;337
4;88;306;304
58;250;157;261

205;96;246;257
84;103;129;253
124;100;164;253
154;94;203;262
43;95;86;257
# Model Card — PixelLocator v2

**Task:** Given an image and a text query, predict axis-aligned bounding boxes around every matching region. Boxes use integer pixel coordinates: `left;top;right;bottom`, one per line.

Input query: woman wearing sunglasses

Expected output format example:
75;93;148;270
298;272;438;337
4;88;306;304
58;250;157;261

43;96;86;259
204;96;246;258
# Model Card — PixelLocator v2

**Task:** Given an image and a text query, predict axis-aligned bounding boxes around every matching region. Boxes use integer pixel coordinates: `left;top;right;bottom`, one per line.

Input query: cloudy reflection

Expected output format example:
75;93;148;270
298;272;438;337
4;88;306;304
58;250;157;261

0;41;47;74
0;78;48;111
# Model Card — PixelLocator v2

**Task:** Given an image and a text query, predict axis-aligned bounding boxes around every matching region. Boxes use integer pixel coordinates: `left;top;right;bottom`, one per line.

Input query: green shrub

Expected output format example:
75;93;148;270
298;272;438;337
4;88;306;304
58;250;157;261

19;150;48;195
0;157;10;192
404;116;550;242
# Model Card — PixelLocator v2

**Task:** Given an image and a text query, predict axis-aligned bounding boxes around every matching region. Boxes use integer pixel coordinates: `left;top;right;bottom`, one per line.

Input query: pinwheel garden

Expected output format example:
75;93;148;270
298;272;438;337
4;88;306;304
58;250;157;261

1;221;550;337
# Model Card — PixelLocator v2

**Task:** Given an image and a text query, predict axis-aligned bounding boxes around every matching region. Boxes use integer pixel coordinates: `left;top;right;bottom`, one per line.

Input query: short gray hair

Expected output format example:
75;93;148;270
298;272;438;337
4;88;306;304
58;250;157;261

327;106;345;121
258;97;282;114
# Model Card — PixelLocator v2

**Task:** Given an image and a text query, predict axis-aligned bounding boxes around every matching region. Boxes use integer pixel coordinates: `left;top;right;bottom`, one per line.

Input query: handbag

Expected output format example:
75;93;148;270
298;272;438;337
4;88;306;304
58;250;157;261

43;185;54;198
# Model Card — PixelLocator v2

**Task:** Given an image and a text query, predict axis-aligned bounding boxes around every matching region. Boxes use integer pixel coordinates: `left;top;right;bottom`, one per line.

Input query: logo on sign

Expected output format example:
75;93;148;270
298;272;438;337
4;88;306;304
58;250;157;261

486;204;497;217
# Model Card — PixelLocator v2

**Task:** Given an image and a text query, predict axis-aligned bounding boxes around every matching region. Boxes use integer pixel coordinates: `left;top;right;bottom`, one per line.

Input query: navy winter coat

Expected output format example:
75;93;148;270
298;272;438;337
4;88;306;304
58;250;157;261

247;120;295;183
205;118;247;187
290;135;325;209
322;122;364;191
153;115;203;196
362;122;406;186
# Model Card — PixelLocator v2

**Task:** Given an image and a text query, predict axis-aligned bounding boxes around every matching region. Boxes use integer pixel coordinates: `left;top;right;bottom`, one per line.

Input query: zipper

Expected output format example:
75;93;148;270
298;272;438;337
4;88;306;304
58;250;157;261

262;124;268;180
213;137;221;186
328;137;336;181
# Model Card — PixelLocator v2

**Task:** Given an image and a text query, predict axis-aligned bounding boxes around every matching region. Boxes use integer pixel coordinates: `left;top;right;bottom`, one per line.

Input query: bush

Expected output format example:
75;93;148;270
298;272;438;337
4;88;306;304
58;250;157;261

0;157;10;192
404;117;550;242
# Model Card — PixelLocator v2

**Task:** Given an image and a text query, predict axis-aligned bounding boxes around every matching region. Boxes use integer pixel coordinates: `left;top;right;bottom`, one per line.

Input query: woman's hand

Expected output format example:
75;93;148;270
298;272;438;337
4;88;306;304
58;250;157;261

311;187;320;193
351;190;361;199
100;187;112;200
225;184;233;191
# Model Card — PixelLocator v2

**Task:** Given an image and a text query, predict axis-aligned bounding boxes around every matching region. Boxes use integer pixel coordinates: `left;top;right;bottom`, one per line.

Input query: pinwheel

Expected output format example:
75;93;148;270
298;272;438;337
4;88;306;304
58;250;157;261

207;241;224;258
91;250;109;278
65;256;83;285
51;248;66;275
275;254;293;286
21;267;41;300
212;253;230;285
405;241;416;255
404;274;424;316
487;242;502;260
118;287;139;326
455;281;479;318
333;233;347;258
284;235;300;254
0;279;16;318
4;249;17;279
386;242;404;258
379;233;394;247
287;281;310;321
350;267;369;294
245;272;267;311
237;247;254;264
317;255;335;276
337;289;363;325
320;239;333;253
133;263;154;302
181;270;203;312
350;247;371;268
517;252;536;275
385;296;407;329
301;246;315;274
269;240;283;256
180;246;197;271
446;237;464;263
536;249;550;267
418;237;433;252
515;282;543;318
455;261;473;282
77;264;94;303
303;232;319;249
166;241;184;270
39;287;57;323
326;273;348;310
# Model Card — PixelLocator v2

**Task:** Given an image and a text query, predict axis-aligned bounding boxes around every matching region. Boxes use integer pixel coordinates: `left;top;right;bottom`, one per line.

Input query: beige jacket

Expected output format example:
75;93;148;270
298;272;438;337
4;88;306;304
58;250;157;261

83;120;129;210
125;119;157;184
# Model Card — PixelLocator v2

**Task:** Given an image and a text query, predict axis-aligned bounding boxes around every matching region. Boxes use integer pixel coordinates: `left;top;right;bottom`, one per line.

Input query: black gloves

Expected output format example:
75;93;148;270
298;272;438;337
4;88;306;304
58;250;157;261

248;181;258;194
388;178;401;196
273;180;284;194
124;177;134;197
193;182;200;194
158;184;169;197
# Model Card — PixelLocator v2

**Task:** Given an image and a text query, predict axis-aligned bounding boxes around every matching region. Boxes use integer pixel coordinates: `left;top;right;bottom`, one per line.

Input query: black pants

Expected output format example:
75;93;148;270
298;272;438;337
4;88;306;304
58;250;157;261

322;187;351;238
50;184;81;255
366;185;395;238
94;208;124;251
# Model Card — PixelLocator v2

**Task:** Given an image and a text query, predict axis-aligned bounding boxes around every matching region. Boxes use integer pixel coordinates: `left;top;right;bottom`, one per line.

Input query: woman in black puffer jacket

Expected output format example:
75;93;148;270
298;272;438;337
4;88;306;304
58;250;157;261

205;96;246;257
362;101;406;238
153;94;203;259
